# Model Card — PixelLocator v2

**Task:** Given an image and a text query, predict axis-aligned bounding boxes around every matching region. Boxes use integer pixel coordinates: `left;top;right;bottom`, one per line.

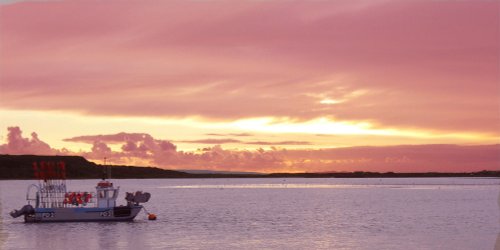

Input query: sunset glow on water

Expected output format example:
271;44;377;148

1;178;499;249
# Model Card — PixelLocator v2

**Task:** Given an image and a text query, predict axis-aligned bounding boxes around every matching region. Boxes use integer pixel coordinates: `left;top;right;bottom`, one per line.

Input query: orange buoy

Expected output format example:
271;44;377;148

148;213;157;220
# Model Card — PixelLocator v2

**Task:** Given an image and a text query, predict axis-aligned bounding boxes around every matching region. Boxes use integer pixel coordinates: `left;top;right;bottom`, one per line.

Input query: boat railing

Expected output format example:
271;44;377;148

36;191;97;208
26;184;40;207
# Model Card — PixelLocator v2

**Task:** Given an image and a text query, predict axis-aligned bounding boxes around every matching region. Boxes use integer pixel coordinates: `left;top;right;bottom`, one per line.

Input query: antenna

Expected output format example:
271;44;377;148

102;157;107;180
104;157;111;180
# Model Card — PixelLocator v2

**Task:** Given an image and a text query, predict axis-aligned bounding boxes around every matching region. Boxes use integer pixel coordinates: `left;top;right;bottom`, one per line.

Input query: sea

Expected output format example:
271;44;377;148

0;178;499;250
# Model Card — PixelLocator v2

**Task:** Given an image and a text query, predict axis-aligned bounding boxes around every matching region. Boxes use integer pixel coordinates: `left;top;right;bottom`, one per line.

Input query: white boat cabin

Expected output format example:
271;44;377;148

96;180;119;208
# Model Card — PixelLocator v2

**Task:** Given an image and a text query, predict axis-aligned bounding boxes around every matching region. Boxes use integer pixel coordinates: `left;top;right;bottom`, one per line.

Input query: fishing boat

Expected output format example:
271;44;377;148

10;161;153;223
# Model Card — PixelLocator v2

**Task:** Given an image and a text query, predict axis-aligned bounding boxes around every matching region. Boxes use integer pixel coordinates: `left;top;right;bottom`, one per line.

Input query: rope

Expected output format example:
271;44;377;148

142;205;151;215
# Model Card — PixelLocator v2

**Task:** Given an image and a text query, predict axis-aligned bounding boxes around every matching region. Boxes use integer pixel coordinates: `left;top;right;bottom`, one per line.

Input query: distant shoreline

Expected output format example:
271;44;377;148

1;154;499;180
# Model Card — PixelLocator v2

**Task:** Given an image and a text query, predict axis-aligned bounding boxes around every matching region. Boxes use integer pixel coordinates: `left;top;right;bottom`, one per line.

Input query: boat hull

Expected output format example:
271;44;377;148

24;205;143;223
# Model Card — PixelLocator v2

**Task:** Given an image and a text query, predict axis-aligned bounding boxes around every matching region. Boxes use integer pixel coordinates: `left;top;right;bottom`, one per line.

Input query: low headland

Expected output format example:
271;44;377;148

0;154;498;179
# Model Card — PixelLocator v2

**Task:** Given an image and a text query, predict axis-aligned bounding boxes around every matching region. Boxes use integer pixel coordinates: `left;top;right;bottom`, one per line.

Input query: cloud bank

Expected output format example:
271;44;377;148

0;127;61;155
1;127;498;173
0;1;498;135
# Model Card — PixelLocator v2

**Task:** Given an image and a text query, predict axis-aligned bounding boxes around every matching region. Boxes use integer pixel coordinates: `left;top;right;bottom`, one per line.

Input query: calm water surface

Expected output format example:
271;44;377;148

0;178;499;250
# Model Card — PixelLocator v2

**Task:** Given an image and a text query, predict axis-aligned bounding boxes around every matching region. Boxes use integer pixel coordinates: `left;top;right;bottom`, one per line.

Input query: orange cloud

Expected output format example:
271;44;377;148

177;139;242;144
177;138;311;146
64;133;151;144
205;133;253;137
2;127;498;173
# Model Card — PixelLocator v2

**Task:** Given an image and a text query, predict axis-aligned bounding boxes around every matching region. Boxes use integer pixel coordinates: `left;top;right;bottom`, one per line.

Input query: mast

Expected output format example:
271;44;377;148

106;157;111;180
101;157;112;181
102;157;111;180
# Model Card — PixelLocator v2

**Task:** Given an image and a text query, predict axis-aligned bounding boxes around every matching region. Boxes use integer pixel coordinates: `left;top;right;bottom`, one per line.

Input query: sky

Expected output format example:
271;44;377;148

0;0;499;173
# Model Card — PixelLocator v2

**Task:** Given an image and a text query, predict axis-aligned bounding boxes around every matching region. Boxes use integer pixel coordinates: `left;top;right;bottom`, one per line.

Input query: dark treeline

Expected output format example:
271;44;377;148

0;154;499;179
0;154;259;179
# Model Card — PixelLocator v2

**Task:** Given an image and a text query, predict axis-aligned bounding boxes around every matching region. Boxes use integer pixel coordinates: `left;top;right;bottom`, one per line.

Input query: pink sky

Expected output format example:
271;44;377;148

0;1;498;172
